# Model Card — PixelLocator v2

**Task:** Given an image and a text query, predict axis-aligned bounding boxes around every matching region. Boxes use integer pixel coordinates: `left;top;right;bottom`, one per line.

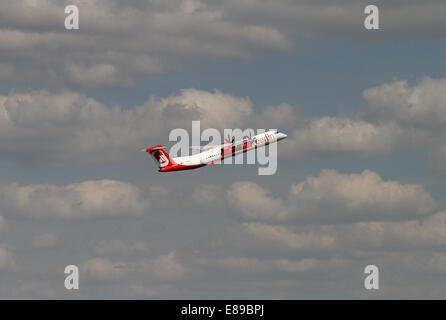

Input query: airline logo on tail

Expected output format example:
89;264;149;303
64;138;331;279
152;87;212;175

145;145;175;170
158;152;169;167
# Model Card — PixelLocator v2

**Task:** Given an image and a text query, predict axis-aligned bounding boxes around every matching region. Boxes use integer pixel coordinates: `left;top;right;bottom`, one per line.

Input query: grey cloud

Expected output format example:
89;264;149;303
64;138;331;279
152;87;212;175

225;169;437;224
1;1;446;87
28;233;57;249
81;257;134;281
0;246;15;271
144;169;438;224
81;251;187;282
3;78;446;167
0;88;253;165
184;211;446;271
89;239;151;257
237;210;446;252
0;0;291;87
283;117;402;158
0;180;149;220
3;77;446;188
281;77;446;173
363;78;446;131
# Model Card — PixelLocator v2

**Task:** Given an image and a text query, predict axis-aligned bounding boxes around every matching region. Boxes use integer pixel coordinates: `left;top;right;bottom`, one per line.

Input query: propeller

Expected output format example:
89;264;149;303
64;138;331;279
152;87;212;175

225;134;235;144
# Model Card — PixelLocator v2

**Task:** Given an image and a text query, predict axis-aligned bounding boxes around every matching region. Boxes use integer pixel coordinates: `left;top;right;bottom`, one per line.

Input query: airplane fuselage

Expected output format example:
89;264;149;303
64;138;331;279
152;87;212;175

147;130;287;172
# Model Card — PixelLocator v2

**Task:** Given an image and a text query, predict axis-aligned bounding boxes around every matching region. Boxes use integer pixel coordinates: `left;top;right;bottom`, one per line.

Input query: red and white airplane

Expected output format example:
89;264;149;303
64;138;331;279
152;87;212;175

144;130;287;172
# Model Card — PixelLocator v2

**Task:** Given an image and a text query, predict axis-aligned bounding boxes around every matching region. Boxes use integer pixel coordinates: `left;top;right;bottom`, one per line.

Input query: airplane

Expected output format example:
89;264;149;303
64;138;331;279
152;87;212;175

144;129;287;172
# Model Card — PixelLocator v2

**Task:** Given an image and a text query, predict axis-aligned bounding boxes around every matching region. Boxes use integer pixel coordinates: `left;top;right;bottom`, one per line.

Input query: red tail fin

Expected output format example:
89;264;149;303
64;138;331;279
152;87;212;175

145;145;176;169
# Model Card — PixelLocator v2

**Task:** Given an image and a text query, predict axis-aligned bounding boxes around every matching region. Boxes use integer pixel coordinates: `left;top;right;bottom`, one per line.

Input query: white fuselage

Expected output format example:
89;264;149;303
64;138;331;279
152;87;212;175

172;130;287;167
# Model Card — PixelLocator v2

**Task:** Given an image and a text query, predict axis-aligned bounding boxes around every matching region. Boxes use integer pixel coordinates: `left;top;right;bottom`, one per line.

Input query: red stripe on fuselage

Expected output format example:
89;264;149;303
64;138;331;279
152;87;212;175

159;163;206;172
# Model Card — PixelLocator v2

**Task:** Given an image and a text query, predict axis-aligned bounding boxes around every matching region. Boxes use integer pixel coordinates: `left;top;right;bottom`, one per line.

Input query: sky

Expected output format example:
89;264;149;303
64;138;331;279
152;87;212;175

1;0;446;298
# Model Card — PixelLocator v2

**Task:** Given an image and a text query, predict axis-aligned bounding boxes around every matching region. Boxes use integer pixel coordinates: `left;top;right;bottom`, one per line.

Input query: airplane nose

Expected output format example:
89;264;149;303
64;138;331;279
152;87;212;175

277;133;287;140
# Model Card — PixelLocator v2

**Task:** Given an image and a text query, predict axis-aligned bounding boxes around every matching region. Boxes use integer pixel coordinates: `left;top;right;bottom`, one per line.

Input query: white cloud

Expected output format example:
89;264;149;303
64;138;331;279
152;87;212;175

227;169;437;223
0;88;253;165
207;210;446;255
3;78;446;167
0;180;149;220
238;222;336;251
227;182;288;221
360;77;446;174
1;1;445;87
288;169;437;222
192;184;226;212
0;0;292;87
157;88;253;130
64;63;135;88
140;251;187;280
363;78;446;131
273;77;446;162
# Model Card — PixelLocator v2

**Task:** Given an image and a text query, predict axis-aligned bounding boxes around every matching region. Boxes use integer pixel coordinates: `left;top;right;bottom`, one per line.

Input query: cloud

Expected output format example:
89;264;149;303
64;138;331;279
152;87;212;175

195;256;349;275
234;222;336;252
140;251;187;280
360;77;446;175
0;0;291;87
1;1;446;87
283;117;401;157
218;0;446;39
363;78;446;131
226;169;437;223
200;210;446;257
17;282;57;299
0;180;149;220
279;77;446;172
69;207;446;297
3;78;446;167
82;258;133;281
227;182;288;221
0;88;253;165
29;233;57;249
192;184;226;212
90;239;151;257
81;251;187;282
64;63;135;88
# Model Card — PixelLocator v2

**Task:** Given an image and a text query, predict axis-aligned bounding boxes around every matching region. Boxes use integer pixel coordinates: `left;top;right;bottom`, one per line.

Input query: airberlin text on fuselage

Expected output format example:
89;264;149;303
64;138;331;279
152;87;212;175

253;133;275;146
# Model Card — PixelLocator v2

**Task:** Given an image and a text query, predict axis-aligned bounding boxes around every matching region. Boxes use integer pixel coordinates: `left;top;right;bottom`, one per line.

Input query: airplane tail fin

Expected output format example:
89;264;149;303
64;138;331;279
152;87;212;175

144;145;176;170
